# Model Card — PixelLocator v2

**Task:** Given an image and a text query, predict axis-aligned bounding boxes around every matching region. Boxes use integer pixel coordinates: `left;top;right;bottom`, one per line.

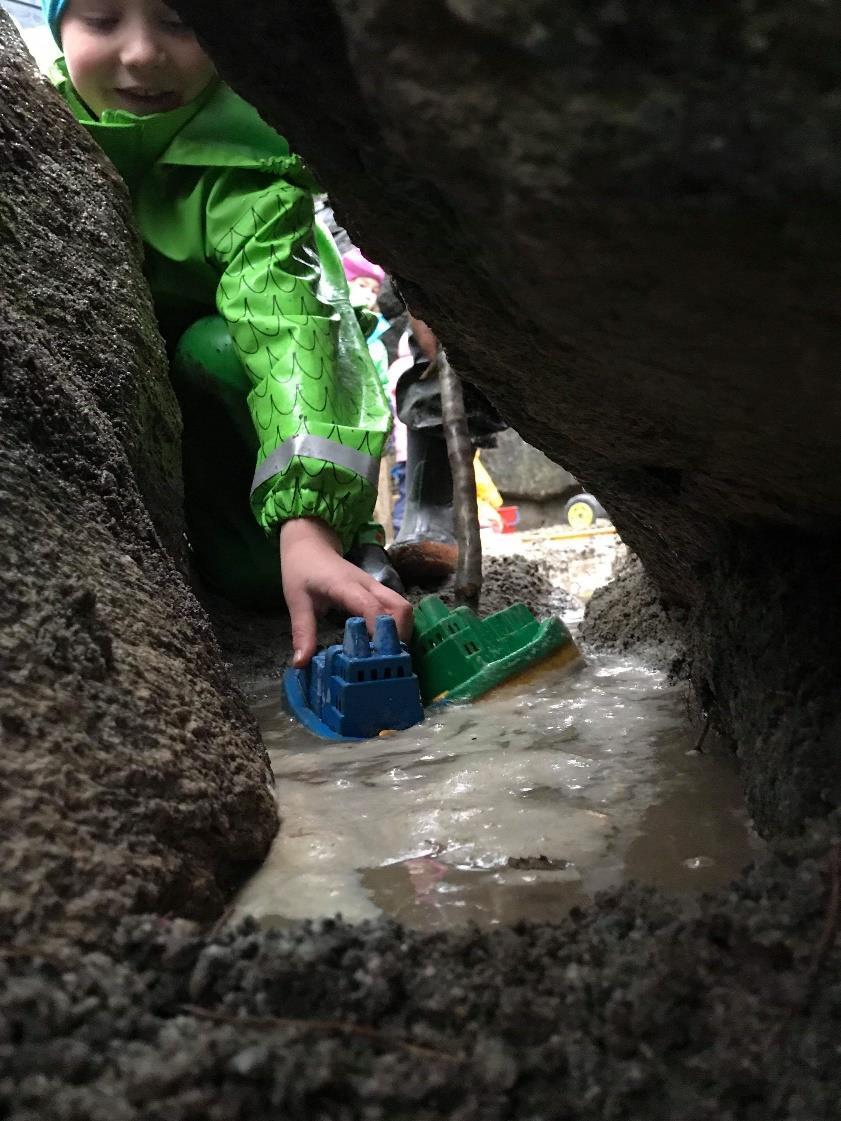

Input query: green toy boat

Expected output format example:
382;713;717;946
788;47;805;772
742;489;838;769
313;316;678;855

411;595;580;704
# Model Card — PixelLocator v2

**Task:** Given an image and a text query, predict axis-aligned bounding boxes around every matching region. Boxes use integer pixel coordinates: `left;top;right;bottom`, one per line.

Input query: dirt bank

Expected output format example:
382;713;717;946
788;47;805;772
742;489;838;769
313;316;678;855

406;553;581;619
580;553;686;674
4;813;840;1120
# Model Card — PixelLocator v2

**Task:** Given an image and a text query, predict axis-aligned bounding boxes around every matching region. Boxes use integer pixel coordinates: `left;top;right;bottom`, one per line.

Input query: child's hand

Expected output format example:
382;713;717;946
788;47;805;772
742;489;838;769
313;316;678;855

280;518;414;668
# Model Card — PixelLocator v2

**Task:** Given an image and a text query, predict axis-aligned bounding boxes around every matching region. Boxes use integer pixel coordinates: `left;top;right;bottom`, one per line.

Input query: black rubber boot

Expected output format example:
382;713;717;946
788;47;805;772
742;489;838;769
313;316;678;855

346;542;405;595
388;426;458;587
388;345;506;588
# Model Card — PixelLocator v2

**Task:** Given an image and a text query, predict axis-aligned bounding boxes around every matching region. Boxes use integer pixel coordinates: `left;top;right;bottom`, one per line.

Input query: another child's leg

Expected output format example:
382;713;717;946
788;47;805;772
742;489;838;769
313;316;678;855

391;460;407;535
390;364;506;587
390;424;458;586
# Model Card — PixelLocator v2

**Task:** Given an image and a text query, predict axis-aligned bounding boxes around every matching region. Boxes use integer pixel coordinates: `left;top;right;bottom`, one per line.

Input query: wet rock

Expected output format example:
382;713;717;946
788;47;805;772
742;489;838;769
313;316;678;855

691;533;841;835
0;14;277;947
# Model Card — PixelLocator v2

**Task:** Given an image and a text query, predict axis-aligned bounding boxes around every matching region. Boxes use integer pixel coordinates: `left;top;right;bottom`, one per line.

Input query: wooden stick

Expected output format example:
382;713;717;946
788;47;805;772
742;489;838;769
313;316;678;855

438;351;482;608
374;450;395;545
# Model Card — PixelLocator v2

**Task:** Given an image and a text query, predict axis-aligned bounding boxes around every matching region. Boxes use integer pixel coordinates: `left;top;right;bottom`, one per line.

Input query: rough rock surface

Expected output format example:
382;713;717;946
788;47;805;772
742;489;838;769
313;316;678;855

172;0;841;836
0;16;277;947
3;815;841;1120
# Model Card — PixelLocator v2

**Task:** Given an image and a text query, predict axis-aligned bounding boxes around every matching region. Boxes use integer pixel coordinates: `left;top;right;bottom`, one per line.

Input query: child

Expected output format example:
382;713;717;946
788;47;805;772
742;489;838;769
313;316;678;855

39;0;411;666
341;247;390;387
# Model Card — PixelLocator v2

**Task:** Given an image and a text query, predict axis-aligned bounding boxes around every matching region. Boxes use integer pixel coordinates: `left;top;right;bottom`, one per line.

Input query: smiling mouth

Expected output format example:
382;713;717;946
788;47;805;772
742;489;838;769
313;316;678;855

114;88;180;111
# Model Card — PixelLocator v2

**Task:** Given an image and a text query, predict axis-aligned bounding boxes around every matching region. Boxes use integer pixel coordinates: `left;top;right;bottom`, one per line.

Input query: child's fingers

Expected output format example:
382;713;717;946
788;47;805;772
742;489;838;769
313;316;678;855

333;580;390;638
286;591;318;667
372;584;414;643
334;576;414;644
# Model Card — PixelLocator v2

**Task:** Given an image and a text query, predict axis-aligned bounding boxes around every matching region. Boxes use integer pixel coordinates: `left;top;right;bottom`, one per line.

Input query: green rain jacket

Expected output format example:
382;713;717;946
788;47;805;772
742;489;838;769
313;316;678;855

52;64;391;551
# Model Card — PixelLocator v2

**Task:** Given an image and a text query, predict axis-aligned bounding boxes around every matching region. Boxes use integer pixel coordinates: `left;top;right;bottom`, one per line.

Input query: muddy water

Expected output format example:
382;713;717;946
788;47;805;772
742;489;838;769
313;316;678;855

232;653;761;931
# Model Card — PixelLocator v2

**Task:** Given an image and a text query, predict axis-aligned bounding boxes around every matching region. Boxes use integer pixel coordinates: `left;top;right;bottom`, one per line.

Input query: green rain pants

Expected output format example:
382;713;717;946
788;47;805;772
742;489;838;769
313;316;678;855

172;316;282;609
171;316;385;608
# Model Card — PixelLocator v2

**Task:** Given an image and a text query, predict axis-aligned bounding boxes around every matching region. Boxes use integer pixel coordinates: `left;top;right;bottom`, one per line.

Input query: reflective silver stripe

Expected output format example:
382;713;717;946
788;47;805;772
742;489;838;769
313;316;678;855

250;434;380;495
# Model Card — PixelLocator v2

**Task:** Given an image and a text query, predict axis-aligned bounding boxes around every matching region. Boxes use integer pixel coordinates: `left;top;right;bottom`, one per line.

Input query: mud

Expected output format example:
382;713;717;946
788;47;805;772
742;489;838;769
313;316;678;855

484;525;624;607
406;553;580;619
580;553;686;674
0;15;277;947
507;854;570;871
3;812;840;1120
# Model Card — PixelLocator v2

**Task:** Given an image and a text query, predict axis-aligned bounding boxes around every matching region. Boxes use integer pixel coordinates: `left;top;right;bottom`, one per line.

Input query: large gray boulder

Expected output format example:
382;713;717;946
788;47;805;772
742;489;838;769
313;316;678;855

173;0;841;836
481;429;578;502
0;15;277;947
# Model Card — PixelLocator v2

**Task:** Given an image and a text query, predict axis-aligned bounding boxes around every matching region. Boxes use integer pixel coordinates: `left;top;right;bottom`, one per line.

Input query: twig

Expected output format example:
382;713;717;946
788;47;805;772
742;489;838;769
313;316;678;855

438;350;482;608
182;1005;463;1063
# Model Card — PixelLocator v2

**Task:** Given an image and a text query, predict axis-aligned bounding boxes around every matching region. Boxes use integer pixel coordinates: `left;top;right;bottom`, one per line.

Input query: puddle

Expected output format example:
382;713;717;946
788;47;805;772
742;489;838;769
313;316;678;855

232;653;761;930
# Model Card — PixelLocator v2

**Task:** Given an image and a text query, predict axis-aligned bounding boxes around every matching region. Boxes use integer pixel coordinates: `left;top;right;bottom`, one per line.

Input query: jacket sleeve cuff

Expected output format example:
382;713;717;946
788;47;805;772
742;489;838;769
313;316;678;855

252;475;378;555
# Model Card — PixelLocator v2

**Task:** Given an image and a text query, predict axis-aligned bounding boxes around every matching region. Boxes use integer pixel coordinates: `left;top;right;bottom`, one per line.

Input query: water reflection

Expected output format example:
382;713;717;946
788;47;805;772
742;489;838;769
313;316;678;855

232;655;761;930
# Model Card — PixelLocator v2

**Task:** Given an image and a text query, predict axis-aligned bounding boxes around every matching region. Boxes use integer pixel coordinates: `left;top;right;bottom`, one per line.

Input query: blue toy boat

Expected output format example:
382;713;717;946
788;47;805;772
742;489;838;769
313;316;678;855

283;615;424;742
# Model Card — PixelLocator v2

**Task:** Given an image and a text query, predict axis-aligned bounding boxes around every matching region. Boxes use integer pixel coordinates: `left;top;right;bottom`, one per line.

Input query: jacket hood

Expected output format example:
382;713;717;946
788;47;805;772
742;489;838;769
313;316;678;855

40;0;65;46
53;58;307;188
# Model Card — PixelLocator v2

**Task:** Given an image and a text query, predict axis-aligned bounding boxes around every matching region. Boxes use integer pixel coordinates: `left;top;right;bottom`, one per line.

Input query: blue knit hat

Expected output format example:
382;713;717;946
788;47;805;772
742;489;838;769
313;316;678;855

41;0;69;45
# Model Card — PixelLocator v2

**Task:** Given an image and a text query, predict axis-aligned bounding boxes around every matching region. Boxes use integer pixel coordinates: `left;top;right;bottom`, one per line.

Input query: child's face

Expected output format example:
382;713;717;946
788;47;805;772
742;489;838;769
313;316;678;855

348;276;381;312
61;0;216;117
